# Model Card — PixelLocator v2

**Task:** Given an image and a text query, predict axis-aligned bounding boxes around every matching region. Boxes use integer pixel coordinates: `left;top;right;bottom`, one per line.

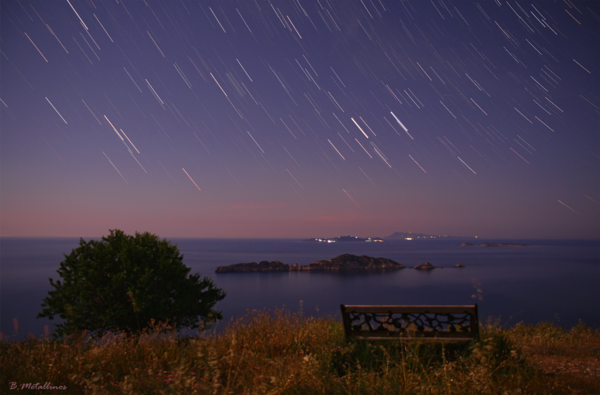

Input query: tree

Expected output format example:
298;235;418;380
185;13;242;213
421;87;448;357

38;229;226;338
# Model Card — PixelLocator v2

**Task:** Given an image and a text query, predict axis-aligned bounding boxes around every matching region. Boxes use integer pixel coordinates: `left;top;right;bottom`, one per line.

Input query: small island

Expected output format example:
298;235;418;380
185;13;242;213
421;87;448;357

413;262;435;270
216;254;465;273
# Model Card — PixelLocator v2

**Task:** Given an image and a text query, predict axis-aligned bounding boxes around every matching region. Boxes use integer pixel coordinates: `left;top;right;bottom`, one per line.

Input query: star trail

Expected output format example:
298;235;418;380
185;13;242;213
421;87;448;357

1;0;598;239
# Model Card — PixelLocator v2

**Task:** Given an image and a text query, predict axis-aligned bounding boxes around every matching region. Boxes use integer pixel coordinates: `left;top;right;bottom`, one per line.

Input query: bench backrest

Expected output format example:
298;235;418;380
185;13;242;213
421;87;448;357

340;304;479;342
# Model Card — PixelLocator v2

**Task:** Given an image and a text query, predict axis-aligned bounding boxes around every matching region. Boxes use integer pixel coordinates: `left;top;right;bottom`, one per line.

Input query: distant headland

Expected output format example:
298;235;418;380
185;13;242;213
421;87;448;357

215;254;465;273
304;232;473;243
386;231;468;240
303;235;384;243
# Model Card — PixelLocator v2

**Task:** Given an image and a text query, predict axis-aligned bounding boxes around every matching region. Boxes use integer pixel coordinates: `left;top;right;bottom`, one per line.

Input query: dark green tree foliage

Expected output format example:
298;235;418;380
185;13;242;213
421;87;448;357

38;229;226;338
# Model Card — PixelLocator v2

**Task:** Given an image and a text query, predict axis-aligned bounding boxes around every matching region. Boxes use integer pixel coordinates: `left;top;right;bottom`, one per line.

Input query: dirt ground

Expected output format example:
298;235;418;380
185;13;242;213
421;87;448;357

519;342;600;394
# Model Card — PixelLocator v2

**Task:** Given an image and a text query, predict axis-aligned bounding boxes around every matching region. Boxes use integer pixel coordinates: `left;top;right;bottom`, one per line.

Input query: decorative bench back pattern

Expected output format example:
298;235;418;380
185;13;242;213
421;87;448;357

340;305;479;342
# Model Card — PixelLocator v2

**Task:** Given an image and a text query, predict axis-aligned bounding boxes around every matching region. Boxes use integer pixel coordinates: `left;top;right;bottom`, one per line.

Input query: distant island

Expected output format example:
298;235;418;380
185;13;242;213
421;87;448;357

303;235;384;243
386;232;472;240
215;254;465;273
304;232;474;243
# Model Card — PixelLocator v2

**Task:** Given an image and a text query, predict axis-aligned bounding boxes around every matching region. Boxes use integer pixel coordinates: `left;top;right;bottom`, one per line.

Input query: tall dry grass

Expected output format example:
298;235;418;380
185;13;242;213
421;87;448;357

2;308;596;394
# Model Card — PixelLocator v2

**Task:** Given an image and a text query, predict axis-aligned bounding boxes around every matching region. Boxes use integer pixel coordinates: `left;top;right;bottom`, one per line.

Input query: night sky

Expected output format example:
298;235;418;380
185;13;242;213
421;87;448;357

1;0;598;239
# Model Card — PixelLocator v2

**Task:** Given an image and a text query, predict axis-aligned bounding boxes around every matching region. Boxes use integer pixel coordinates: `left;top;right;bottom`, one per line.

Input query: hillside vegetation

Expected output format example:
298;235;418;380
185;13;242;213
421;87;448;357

2;308;599;394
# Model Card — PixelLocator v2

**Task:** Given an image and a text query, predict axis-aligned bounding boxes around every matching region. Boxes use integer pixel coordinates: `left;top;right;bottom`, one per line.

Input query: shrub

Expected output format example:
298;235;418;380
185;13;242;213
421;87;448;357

37;229;226;339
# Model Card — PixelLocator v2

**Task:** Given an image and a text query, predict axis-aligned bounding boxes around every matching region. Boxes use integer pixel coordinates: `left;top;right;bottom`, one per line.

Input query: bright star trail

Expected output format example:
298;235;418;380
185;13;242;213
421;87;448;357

1;0;598;239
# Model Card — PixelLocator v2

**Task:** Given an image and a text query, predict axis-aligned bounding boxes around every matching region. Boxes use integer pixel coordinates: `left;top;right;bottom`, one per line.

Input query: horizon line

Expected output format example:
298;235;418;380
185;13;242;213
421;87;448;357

1;235;598;241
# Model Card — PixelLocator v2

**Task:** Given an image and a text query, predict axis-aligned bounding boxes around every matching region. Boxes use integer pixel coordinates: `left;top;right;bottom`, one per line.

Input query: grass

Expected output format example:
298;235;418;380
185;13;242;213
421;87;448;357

1;308;599;394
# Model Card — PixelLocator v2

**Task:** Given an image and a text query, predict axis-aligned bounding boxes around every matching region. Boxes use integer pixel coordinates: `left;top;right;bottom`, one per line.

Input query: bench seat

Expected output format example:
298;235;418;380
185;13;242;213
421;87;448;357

340;304;479;342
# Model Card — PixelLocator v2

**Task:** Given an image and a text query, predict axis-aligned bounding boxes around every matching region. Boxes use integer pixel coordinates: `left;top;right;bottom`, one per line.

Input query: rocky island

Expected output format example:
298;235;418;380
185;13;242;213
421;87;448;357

215;254;465;273
290;253;403;272
413;262;436;270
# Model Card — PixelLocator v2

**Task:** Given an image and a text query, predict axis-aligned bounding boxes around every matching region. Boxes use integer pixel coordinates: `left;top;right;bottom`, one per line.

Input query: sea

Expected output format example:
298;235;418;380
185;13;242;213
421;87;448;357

1;237;598;339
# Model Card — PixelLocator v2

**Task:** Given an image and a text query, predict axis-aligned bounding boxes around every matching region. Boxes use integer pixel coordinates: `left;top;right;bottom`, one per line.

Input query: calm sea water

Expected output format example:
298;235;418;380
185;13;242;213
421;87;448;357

1;237;598;339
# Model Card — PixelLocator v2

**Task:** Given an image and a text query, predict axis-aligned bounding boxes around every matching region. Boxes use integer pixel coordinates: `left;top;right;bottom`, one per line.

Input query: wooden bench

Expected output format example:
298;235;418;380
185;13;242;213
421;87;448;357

340;304;479;342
